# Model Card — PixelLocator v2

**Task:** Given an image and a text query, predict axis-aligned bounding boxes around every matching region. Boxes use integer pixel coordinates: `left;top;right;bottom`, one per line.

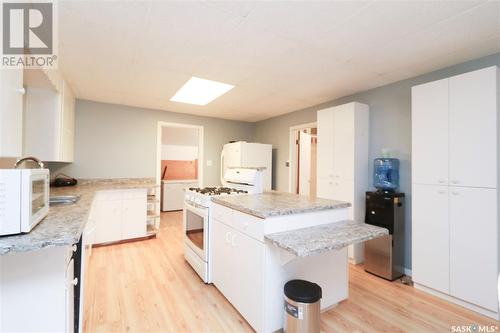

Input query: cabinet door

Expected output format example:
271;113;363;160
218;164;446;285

211;219;234;302
122;198;147;240
333;106;355;180
450;187;497;311
411;78;449;185
0;69;23;157
412;184;450;293
93;200;122;244
449;67;497;188
317;108;335;179
316;177;334;200
66;259;75;333
230;228;264;332
60;81;75;162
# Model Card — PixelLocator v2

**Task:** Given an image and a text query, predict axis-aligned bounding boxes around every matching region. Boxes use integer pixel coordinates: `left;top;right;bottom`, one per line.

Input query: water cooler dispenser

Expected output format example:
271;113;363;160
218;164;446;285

364;157;405;280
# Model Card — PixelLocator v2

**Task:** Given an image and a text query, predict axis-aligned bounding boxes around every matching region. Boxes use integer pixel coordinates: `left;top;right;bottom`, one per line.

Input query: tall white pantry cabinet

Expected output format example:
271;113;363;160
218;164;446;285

411;66;499;319
316;102;369;264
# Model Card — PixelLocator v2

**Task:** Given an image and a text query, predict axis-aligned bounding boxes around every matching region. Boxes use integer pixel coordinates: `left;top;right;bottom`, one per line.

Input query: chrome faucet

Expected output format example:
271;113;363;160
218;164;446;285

14;156;44;169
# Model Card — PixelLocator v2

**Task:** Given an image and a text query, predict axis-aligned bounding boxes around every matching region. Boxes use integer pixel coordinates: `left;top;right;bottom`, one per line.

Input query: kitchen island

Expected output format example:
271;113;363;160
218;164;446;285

0;178;157;333
211;192;387;333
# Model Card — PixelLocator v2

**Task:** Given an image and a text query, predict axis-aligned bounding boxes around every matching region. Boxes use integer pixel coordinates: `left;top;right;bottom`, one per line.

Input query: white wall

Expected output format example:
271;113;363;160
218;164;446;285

161;144;198;160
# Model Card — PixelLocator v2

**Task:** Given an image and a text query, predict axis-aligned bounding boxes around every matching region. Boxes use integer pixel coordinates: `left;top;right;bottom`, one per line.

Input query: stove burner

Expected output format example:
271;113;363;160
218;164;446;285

188;187;248;196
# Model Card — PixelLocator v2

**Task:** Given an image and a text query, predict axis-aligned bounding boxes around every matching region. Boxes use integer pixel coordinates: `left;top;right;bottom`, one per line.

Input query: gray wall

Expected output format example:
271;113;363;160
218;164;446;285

53;100;254;186
253;52;500;271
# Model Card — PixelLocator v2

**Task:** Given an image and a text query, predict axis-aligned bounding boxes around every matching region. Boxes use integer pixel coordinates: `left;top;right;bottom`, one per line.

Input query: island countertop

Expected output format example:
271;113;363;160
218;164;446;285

0;178;157;256
265;220;388;257
211;192;351;219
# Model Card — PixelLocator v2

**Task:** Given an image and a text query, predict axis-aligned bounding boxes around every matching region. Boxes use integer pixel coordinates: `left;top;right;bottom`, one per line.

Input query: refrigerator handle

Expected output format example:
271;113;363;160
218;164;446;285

220;149;225;184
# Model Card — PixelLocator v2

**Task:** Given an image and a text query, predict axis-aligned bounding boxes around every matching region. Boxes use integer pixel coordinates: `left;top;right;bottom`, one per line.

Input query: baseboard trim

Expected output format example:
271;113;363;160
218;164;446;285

414;283;499;320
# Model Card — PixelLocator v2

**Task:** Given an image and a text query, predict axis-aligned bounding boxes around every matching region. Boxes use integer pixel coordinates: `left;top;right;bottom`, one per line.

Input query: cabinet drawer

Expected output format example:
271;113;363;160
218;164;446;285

228;210;264;242
212;204;233;224
122;189;147;200
95;190;123;201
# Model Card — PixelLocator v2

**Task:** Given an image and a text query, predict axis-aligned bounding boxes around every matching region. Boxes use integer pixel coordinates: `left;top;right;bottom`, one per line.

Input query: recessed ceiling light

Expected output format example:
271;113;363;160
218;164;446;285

170;76;235;106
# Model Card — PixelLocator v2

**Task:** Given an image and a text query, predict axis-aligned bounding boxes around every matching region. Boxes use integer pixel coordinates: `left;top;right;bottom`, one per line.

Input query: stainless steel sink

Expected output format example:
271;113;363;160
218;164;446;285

49;195;81;206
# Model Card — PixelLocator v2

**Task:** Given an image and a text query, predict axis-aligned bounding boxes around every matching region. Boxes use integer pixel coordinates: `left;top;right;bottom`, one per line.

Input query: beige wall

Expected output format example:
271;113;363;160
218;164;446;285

52;100;254;186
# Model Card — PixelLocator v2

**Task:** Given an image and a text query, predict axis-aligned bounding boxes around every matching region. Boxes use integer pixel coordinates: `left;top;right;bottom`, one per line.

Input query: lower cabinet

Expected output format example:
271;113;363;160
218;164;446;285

0;245;78;332
212;218;264;331
412;184;499;315
449;187;497;312
412;184;450;294
93;189;147;244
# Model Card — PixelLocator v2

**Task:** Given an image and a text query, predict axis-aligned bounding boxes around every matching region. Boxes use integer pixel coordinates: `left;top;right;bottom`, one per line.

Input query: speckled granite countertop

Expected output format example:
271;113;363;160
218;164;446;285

0;178;157;256
211;192;351;219
265;220;388;257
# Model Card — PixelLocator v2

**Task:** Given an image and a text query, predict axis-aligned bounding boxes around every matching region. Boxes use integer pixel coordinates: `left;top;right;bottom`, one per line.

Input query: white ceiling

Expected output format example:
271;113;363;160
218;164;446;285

58;0;500;122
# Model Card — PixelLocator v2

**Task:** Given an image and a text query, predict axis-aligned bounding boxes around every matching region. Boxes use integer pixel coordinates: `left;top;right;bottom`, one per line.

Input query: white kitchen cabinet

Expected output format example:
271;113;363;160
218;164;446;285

411;66;499;320
0;245;77;332
411;78;449;185
316;102;369;264
0;69;24;157
24;76;75;162
449;187;497;311
412;184;449;294
122;197;147;240
93;189;147;245
212;218;264;331
94;199;123;244
317;108;335;179
449;67;497;188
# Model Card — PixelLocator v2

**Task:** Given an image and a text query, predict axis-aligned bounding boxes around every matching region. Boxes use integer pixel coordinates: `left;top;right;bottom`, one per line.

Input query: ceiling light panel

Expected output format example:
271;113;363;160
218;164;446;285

170;76;235;105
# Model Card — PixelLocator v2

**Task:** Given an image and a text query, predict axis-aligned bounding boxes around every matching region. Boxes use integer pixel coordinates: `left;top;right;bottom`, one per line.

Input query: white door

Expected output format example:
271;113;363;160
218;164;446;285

333;107;354;181
211;219;235;303
93;200;122;244
122;198;147;239
450;187;497;311
229;229;264;332
0;69;23;157
299;132;312;196
412;184;450;294
449;67;497;188
317;108;335;180
411;78;449;185
66;259;75;333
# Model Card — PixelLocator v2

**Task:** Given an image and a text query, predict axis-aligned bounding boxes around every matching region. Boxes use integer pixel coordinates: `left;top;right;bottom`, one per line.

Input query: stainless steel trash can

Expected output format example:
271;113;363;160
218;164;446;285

284;280;322;333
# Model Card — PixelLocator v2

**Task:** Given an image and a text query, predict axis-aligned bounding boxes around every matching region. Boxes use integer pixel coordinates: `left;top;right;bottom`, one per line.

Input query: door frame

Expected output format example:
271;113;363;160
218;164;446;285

156;121;204;187
288;122;317;193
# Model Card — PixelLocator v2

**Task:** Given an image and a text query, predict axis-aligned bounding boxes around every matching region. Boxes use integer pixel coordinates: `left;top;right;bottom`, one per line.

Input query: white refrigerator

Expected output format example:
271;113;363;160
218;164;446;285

221;141;272;191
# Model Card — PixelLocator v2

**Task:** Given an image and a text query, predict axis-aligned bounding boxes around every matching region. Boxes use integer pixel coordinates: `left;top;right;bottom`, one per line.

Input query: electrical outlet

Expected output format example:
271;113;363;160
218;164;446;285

206;160;213;167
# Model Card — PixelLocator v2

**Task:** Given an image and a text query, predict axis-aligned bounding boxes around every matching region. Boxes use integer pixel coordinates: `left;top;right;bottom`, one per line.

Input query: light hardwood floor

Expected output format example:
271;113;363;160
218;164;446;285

84;211;499;333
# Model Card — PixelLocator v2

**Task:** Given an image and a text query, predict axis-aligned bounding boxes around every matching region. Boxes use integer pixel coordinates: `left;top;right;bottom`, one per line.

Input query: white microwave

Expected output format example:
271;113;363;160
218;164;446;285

0;169;50;236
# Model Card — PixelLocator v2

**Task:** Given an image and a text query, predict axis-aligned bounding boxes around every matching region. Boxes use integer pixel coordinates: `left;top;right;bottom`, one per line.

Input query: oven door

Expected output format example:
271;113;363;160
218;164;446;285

21;170;50;232
183;201;209;261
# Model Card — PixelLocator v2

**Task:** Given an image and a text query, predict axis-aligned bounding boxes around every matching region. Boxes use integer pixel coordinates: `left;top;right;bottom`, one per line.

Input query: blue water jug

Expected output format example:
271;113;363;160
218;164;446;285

374;158;399;191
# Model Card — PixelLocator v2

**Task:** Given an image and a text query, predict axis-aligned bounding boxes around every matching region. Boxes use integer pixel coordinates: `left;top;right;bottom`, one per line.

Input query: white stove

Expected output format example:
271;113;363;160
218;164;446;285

183;168;264;283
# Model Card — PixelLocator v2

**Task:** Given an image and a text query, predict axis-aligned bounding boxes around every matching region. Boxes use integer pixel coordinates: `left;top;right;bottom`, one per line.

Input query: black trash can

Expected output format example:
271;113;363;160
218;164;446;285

284;280;322;333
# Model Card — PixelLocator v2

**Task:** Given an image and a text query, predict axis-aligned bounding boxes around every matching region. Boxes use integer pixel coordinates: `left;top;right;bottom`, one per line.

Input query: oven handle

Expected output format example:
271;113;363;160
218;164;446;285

185;201;209;218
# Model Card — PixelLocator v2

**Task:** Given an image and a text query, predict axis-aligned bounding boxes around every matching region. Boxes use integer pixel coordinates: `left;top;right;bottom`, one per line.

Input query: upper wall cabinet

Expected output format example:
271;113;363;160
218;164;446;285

0;69;24;158
448;68;497;188
24;70;75;162
412;66;497;188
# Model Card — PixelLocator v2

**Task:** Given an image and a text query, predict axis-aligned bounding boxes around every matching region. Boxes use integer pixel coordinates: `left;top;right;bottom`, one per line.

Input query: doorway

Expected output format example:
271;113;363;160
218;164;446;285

156;122;204;211
288;122;317;197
